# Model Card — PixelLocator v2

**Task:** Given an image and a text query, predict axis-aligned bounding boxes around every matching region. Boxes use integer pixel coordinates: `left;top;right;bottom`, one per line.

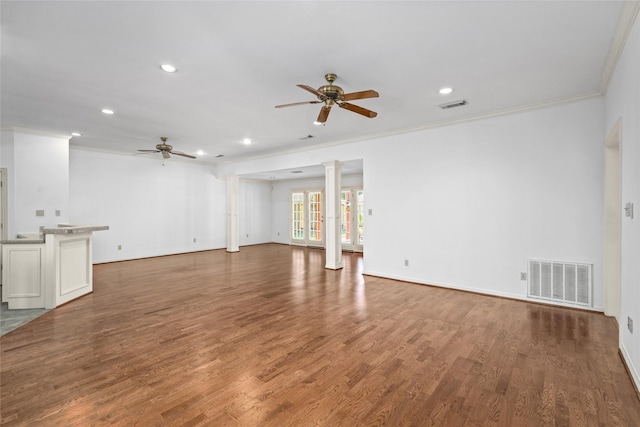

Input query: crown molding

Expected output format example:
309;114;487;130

599;1;640;94
218;91;602;169
1;126;71;140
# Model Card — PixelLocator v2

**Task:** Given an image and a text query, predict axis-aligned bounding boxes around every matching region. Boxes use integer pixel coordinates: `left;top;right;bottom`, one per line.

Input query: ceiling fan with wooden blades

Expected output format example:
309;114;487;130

275;73;379;124
137;137;196;159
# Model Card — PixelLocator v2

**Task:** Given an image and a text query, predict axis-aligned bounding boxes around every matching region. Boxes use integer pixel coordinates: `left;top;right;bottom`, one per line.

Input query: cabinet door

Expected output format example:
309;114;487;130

2;244;46;309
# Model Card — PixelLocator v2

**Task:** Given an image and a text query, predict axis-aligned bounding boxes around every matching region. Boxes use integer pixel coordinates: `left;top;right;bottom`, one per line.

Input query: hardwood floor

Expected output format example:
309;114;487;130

1;244;639;426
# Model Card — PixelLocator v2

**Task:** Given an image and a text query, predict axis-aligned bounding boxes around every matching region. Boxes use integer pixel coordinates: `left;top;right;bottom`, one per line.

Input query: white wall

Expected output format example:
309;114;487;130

605;12;640;391
69;148;227;263
0;130;70;237
364;99;604;307
239;179;272;246
220;97;605;310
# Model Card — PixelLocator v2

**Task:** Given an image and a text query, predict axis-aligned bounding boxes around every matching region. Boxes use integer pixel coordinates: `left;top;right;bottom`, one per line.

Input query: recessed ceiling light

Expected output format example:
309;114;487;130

71;132;82;137
242;138;252;145
439;87;453;95
196;150;204;156
101;108;114;115
160;64;177;73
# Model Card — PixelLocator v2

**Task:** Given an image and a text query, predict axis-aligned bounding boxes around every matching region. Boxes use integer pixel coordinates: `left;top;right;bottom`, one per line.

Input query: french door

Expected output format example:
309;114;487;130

341;188;364;252
290;190;324;247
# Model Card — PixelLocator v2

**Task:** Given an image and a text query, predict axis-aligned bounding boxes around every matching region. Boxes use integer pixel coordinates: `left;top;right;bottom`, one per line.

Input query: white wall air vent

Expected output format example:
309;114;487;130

439;100;467;109
527;259;592;307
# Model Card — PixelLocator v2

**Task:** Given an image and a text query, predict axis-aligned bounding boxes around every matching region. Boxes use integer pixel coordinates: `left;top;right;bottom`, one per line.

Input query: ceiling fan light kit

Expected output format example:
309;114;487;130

275;73;379;125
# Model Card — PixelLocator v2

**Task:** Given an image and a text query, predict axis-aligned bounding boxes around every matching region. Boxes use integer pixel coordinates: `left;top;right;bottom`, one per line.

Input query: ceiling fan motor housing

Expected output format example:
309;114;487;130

318;84;343;101
273;72;378;123
318;73;343;101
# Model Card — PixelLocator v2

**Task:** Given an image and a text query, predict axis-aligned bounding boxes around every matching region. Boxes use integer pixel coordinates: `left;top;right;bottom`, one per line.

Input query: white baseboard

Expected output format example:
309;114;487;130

620;342;640;395
362;270;603;312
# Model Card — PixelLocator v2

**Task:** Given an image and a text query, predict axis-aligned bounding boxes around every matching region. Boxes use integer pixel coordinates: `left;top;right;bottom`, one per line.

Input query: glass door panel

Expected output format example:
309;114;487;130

341;188;363;252
308;191;323;245
341;190;352;244
356;190;364;250
291;192;305;244
290;190;324;247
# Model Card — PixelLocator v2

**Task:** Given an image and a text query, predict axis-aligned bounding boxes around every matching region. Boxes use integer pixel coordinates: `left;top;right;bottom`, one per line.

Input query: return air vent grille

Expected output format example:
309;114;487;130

439;100;467;109
527;259;592;307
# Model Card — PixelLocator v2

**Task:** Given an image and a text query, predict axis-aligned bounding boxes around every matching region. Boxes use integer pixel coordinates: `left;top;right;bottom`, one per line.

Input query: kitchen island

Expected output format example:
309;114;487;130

1;225;108;309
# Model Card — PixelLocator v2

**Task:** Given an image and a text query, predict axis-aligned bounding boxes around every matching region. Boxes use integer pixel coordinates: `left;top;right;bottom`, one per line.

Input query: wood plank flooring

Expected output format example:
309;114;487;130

1;244;639;426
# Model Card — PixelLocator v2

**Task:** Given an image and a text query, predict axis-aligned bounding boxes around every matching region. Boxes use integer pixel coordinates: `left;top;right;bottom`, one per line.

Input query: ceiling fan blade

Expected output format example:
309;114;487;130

340;89;379;102
338;102;378;118
171;151;197;159
297;84;327;99
316;105;331;124
138;149;160;153
275;100;322;108
162;151;170;159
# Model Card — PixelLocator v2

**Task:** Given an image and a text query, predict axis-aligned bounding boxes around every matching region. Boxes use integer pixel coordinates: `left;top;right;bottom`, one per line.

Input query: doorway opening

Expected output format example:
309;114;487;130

290;187;365;252
290;189;324;248
341;188;363;252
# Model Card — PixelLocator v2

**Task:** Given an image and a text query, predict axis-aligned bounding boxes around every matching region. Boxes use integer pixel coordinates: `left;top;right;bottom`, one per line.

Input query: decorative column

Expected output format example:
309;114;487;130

323;161;343;270
226;175;239;253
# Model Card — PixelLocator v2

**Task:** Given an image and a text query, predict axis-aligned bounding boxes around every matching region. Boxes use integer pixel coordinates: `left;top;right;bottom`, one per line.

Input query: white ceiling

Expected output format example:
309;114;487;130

0;1;627;179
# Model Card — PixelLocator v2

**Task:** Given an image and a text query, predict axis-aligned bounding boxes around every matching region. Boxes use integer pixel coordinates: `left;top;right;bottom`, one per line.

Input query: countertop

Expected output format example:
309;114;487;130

1;225;109;244
42;224;109;235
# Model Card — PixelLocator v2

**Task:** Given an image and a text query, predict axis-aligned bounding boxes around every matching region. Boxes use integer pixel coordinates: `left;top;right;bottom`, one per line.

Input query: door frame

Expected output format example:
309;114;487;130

604;119;622;322
341;187;364;252
289;188;325;248
0;168;7;242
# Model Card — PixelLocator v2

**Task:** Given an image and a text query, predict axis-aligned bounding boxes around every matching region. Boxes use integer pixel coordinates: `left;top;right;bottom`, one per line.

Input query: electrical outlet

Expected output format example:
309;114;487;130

368;209;373;216
628;317;634;334
55;209;61;216
193;238;196;243
404;259;409;267
520;272;527;281
117;245;122;250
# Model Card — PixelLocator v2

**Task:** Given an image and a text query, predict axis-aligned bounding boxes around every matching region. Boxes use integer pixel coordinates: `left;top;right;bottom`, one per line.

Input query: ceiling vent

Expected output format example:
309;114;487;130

439;100;467;109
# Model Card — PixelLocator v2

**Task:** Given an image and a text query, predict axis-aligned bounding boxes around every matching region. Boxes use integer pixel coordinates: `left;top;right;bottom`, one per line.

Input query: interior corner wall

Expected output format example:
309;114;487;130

69;148;227;263
239;179;272;246
0;130;70;237
604;12;640;391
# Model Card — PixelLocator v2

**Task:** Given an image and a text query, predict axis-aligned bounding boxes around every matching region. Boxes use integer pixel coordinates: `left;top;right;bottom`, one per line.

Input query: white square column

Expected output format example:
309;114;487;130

226;175;239;253
323;161;343;270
